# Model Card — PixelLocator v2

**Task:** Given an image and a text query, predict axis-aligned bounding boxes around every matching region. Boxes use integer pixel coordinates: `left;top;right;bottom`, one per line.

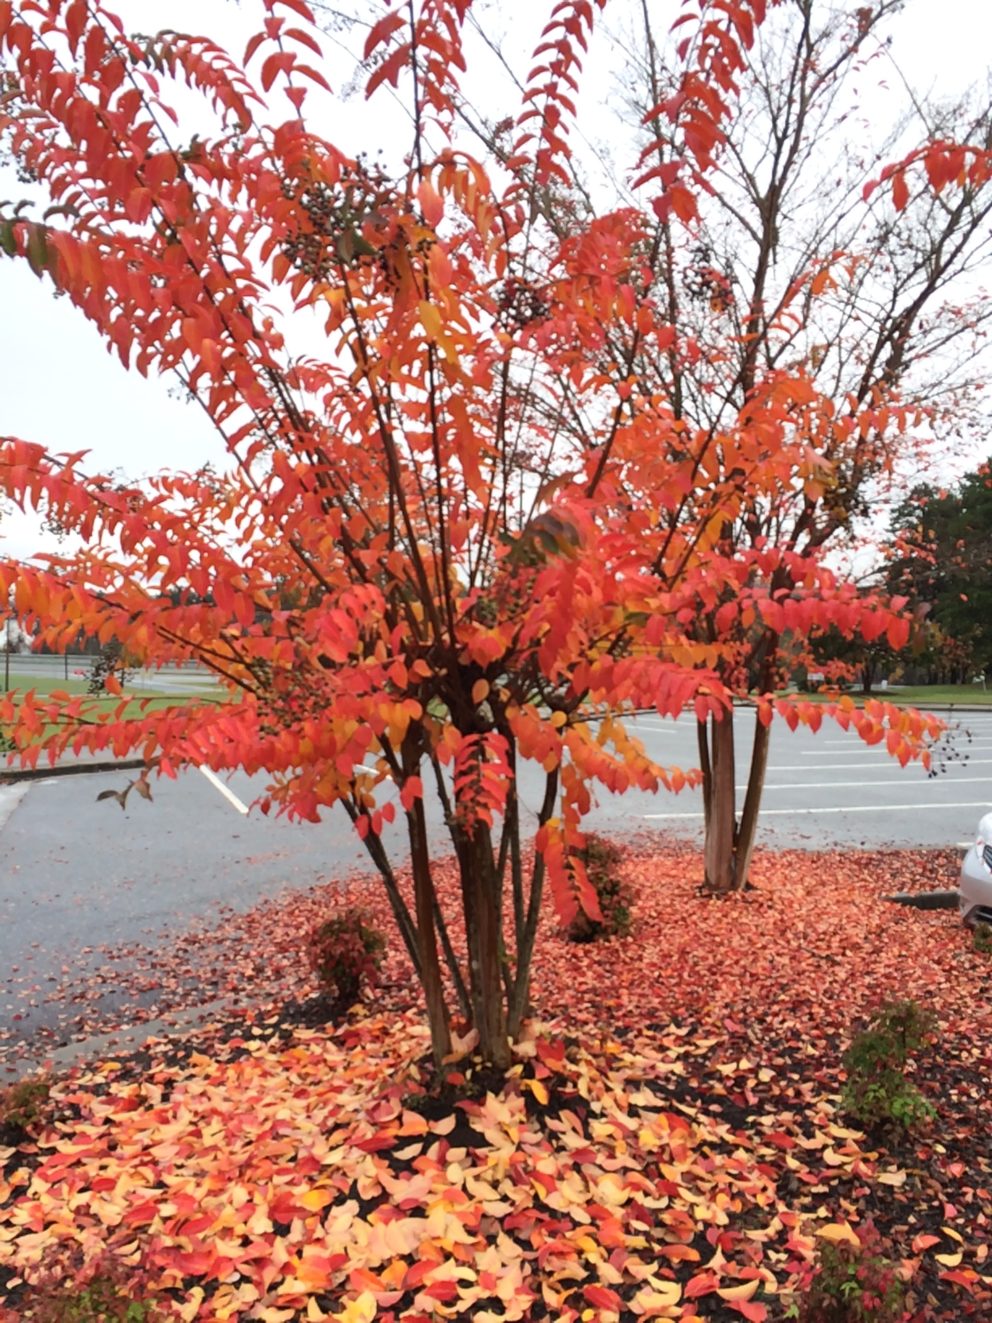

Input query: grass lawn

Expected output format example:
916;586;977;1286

1;841;988;1321
786;684;992;708
1;677;223;755
880;685;992;706
5;673;220;702
3;673;93;697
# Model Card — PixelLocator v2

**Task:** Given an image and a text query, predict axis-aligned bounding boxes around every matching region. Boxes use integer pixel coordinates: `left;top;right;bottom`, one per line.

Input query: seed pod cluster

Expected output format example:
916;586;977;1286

279;160;399;283
496;276;551;332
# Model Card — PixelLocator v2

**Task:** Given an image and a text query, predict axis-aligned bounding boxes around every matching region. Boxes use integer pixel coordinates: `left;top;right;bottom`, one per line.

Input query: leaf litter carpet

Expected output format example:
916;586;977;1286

1;842;990;1320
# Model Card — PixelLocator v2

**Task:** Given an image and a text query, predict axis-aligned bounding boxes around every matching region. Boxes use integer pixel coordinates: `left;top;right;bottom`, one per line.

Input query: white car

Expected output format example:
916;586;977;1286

959;811;992;927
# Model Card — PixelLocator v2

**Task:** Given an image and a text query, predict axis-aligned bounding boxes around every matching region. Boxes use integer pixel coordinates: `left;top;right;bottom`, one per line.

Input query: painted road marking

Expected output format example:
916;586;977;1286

759;759;992;771
798;751;915;762
630;727;992;750
644;801;992;820
805;738;896;746
198;765;250;815
808;740;992;749
754;777;992;790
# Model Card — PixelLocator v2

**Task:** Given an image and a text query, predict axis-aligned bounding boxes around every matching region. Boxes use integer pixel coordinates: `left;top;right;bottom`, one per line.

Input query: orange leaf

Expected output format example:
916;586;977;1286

472;679;490;705
817;1223;861;1247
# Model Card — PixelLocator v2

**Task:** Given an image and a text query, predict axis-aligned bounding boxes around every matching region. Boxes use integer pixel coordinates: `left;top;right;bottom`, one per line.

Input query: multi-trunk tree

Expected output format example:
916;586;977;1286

409;0;992;889
0;0;973;1066
457;0;992;890
664;3;992;889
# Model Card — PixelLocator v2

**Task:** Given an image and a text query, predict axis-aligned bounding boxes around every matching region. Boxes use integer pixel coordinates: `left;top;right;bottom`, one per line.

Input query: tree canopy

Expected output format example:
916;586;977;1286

886;462;992;680
0;0;978;1064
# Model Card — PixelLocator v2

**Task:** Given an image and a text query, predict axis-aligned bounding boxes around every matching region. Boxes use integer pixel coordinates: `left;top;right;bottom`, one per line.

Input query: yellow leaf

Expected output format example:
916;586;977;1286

716;1279;760;1302
633;1280;682;1309
179;1290;205;1323
331;1292;377;1323
935;1251;963;1268
420;300;442;340
523;1078;549;1105
826;1124;863;1140
942;1226;964;1242
876;1170;907;1187
817;1223;861;1247
820;1147;851;1167
299;1187;334;1212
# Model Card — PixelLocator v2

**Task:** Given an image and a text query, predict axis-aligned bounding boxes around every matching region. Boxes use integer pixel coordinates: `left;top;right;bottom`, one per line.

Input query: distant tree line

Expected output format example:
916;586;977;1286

885;461;992;682
809;459;992;692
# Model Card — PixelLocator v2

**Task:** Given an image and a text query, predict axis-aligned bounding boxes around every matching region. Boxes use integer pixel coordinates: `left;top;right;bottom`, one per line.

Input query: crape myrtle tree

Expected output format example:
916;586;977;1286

450;0;992;891
0;0;969;1067
644;3;992;891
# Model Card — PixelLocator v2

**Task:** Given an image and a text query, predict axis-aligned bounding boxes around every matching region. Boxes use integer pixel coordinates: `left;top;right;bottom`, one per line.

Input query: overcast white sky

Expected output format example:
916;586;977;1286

1;0;989;560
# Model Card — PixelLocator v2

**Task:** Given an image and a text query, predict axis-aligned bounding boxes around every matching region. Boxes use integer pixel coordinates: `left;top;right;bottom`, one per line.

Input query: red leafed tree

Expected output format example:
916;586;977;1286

449;0;992;891
625;1;992;891
0;0;955;1067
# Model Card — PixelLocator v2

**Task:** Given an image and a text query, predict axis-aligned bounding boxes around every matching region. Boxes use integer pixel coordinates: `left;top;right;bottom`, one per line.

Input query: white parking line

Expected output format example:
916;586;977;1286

645;801;992;819
811;738;888;745
198;766;250;815
798;749;896;757
764;759;992;771
810;739;992;749
798;751;962;762
756;777;992;790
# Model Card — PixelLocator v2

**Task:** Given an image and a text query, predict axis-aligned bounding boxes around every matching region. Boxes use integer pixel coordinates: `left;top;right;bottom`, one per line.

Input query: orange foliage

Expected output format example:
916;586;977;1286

1;844;989;1320
0;0;974;1057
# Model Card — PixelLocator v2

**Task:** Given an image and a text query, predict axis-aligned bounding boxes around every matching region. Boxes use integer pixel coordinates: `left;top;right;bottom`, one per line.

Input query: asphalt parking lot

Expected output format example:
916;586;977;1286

1;707;988;1067
616;709;992;850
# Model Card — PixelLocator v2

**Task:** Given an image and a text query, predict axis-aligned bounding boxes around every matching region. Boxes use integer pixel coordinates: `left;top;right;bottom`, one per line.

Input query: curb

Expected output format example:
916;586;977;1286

0;757;146;783
4;995;242;1079
895;704;992;714
884;889;959;910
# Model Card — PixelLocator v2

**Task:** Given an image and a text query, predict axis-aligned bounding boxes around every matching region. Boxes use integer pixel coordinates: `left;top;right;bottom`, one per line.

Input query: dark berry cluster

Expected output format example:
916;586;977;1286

683;241;733;312
496;276;550;331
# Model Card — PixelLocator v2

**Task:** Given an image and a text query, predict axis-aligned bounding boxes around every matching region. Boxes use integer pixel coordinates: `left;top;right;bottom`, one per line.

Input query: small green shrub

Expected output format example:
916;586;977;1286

307;907;386;1003
841;999;936;1131
566;834;633;942
0;1074;52;1139
19;1248;162;1321
788;1221;908;1322
972;921;992;955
